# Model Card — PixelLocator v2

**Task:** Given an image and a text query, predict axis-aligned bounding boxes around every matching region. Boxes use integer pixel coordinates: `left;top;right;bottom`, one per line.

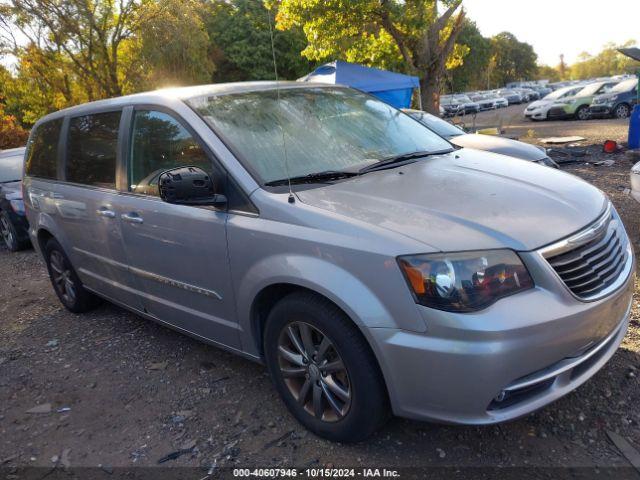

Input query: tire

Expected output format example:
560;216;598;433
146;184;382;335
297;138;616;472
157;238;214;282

614;103;630;119
44;238;100;313
263;291;389;442
0;210;28;252
575;105;590;121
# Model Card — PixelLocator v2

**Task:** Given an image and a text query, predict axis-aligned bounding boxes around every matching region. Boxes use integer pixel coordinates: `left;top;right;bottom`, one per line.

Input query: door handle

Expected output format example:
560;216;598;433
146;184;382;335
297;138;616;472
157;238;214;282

121;212;144;224
96;207;116;218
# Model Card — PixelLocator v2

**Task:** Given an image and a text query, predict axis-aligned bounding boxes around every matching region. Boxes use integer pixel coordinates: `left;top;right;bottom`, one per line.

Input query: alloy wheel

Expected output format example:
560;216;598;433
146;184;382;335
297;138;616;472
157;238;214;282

277;321;351;422
0;215;14;249
577;107;589;120
616;104;630;119
49;250;76;305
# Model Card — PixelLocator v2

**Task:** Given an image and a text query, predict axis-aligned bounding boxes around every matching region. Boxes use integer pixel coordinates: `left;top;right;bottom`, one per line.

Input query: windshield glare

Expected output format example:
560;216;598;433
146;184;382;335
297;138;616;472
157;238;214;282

610;78;637;93
188;87;452;185
544;86;578;101
0;153;24;183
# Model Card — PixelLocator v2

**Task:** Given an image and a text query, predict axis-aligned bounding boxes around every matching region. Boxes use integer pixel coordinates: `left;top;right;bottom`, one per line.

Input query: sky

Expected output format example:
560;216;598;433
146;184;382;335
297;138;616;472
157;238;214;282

463;0;640;66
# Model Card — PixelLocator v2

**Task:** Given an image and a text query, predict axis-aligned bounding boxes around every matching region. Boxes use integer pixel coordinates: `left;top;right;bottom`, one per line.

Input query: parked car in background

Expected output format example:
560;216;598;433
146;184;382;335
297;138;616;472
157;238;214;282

403;109;558;168
547;80;619;120
440;95;462;117
524;85;584;121
497;89;524;105
517;88;540;102
452;94;480;114
0;147;30;251
469;93;496;111
22;83;633;442
589;78;638;119
486;93;509;108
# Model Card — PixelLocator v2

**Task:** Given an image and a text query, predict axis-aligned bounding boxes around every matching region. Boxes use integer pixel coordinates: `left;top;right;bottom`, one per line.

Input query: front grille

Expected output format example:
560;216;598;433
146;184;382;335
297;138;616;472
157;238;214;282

545;214;628;299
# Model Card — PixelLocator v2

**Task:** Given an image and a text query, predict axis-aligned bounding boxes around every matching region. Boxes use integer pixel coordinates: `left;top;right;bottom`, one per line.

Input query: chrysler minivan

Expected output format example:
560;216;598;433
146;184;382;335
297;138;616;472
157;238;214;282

23;82;634;442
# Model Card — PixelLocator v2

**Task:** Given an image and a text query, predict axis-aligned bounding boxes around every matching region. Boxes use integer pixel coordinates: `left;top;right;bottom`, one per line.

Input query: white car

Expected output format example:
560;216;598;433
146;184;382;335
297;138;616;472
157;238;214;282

524;85;584;121
631;161;640;203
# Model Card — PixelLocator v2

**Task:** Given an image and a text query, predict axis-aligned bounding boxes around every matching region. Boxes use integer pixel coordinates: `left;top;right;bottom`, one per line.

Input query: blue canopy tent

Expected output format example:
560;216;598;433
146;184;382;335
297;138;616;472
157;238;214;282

299;60;420;109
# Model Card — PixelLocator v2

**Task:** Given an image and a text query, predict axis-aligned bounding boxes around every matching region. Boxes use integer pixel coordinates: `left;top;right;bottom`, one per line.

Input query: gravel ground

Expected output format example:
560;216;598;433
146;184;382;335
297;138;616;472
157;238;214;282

1;113;640;478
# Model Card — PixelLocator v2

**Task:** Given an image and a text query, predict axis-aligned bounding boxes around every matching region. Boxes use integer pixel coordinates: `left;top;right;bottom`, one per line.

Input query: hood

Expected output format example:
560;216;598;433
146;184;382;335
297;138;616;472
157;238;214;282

449;134;546;162
527;99;553;109
296;149;606;252
0;180;22;200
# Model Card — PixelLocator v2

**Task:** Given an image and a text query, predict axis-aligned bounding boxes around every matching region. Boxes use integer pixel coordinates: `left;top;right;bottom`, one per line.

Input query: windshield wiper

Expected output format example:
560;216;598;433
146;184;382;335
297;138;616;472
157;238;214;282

264;170;358;187
358;149;454;174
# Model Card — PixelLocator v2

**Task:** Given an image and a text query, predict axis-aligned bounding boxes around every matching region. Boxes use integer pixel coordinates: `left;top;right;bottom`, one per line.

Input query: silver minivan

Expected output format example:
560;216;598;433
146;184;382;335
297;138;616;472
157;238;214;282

23;82;634;442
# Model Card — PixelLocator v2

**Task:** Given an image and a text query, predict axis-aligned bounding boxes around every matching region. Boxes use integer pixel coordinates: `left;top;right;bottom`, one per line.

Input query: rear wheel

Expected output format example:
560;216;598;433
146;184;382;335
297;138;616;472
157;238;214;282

575;105;590;121
614;103;630;119
44;238;100;313
264;291;389;442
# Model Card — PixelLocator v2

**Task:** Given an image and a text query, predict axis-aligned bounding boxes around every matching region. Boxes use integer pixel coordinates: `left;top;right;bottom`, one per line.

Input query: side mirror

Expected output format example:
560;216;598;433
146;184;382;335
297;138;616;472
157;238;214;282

158;166;227;208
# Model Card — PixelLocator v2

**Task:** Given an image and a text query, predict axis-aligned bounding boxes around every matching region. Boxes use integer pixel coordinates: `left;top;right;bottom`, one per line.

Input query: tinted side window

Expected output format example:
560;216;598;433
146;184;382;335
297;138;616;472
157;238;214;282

67;112;120;188
25;119;63;179
129;110;212;196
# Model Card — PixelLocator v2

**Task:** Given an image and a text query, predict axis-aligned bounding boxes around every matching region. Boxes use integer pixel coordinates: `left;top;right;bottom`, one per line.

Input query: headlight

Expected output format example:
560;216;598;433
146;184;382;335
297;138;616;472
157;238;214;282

9;199;25;215
398;250;534;312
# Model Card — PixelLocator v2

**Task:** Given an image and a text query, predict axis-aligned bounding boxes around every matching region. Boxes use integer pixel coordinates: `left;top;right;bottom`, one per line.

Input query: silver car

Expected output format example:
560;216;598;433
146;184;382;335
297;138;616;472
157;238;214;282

23;82;634;442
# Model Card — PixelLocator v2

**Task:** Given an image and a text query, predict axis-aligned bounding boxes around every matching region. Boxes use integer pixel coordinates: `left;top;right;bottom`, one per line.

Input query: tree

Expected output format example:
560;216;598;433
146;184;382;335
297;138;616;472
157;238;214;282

123;0;214;91
204;0;314;83
276;0;467;114
535;65;561;83
0;101;29;149
488;32;537;86
0;0;145;100
446;19;490;92
567;40;638;80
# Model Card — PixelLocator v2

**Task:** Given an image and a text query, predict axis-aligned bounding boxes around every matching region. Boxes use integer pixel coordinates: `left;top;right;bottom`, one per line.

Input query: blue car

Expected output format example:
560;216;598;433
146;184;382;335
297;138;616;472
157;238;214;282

589;78;638;119
0;147;30;251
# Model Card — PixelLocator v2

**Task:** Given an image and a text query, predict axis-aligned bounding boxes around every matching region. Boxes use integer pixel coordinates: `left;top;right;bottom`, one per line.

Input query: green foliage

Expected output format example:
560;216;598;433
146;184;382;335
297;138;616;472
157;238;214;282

205;0;314;82
446;20;490;92
488;32;538;87
567;40;638;80
277;0;466;113
123;0;215;91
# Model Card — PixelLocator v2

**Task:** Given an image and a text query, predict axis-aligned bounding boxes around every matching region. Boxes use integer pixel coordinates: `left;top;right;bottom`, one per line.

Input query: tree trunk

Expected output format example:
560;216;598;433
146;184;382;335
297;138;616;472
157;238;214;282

420;72;441;115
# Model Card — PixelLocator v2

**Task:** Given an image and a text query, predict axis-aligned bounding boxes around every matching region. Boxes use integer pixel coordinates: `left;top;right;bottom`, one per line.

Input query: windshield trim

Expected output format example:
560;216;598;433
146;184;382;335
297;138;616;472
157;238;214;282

186;86;455;192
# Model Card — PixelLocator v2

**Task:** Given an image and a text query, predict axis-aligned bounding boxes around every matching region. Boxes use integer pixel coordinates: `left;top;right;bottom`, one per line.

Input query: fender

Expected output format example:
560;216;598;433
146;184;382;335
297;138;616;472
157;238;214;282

234;253;426;357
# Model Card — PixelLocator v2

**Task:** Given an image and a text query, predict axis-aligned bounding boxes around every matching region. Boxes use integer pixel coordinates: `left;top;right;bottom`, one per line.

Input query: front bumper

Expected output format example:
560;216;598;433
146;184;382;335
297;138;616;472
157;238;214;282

524;108;548;120
547;105;572;119
367;248;634;424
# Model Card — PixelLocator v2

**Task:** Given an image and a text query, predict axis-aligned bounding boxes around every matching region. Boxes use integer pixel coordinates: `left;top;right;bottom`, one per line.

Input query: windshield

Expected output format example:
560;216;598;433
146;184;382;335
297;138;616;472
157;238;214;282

408;111;464;138
188;87;452;185
610;78;637;93
576;82;610;97
543;86;579;101
0;151;24;183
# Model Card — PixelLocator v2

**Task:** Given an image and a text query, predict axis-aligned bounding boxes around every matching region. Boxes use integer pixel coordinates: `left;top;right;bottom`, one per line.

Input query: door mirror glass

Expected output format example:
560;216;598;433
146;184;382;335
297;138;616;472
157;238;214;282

158;166;226;207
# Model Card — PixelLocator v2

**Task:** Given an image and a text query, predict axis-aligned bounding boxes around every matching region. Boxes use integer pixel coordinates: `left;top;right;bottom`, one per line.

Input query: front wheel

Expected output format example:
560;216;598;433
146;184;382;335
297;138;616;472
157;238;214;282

264;292;389;442
575;105;590;121
0;210;27;252
614;103;630;119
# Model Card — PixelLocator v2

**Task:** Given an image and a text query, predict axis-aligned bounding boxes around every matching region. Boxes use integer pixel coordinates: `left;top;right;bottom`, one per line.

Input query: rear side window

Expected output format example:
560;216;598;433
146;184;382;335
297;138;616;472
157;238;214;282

25;119;63;179
66;111;121;189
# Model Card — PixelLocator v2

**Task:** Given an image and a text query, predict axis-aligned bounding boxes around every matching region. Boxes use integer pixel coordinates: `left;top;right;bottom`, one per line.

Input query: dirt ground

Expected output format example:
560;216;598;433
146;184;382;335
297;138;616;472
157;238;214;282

1;111;640;478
